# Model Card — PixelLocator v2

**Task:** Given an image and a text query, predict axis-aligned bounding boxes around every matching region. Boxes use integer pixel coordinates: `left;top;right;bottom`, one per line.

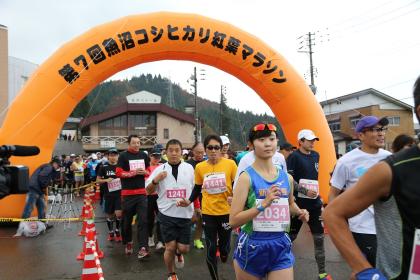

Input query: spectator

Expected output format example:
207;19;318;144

391;133;415;153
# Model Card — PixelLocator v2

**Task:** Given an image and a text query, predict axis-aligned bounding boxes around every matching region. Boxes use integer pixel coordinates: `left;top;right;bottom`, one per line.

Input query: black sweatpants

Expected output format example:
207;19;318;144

121;195;148;250
147;194;163;242
202;214;232;280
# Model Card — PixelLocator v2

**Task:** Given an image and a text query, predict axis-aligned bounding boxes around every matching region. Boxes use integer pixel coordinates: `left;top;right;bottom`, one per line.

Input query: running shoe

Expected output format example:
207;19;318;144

107;232;114;241
319;273;333;280
220;255;228;263
148;236;155;247
138;247;150;260
167;272;179;280
194;239;204;249
156;241;165;251
114;231;122;242
125;242;133;255
175;253;184;268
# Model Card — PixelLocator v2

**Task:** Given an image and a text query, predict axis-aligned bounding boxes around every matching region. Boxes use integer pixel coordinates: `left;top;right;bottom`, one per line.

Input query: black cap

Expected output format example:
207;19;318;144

280;142;296;150
108;148;119;154
51;158;61;165
153;144;164;151
151;148;162;155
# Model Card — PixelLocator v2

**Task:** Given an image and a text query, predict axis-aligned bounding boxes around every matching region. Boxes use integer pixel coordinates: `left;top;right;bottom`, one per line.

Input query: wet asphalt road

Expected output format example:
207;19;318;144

0;199;350;280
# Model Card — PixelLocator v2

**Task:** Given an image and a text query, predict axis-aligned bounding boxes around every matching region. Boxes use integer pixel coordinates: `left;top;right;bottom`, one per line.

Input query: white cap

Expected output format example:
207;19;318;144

91;153;98;160
182;149;189;155
220;135;230;145
297;129;319;141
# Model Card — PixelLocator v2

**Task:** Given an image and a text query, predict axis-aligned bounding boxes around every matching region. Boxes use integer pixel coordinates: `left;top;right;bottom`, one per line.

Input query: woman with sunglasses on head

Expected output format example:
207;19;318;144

229;123;309;280
177;134;237;280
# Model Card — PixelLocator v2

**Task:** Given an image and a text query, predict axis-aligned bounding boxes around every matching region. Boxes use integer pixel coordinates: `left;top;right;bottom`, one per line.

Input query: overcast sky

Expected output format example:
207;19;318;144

1;0;419;117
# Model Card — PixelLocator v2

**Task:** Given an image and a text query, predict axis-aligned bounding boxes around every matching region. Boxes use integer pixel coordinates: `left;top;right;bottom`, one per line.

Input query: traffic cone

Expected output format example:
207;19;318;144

85;219;99;236
94;184;101;202
77;220;99;260
77;234;90;260
86;229;104;259
79;214;94;236
81;239;104;280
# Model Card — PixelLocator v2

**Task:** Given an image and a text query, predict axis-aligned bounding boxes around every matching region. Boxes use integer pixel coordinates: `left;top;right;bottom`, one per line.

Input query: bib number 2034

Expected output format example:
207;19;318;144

253;198;290;232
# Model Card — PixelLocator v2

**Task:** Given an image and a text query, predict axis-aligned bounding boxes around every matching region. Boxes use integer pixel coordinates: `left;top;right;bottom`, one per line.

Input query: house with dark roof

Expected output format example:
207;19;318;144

80;90;195;151
321;88;414;155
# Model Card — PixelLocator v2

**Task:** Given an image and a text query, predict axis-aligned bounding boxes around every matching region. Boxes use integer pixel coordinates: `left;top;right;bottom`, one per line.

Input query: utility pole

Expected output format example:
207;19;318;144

298;32;317;95
189;67;205;143
193;66;198;143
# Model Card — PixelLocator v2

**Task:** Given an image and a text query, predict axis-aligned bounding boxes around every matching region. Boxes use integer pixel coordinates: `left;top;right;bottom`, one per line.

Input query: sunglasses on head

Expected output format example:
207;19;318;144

253;123;277;132
206;145;221;151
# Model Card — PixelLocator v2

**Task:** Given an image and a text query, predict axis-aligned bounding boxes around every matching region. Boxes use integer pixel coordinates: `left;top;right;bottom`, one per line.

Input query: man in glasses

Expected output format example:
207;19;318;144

178;135;237;280
287;129;332;280
324;77;420;280
328;116;391;268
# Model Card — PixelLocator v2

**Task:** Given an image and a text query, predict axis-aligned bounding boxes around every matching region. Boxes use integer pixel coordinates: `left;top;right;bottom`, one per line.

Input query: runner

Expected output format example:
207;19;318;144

220;135;230;159
146;139;195;280
233;144;287;191
329;115;391;266
286;129;332;280
324;77;420;280
97;148;122;242
87;153;99;183
70;155;84;196
178;135;237;280
116;134;150;259
230;123;309;280
279;142;295;161
146;147;165;251
186;142;206;250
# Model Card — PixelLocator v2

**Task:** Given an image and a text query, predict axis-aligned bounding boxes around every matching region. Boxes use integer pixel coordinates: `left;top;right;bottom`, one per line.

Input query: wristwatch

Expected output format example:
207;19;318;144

256;201;266;212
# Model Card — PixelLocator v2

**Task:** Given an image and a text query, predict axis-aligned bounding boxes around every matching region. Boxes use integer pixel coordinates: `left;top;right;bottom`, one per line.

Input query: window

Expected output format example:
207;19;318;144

128;113;157;136
99;115;127;136
350;117;361;129
164;128;169;139
387;116;400;126
328;121;341;132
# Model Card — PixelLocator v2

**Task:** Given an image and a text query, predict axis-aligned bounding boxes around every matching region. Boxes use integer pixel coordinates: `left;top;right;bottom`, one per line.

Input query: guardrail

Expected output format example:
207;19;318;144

81;136;157;147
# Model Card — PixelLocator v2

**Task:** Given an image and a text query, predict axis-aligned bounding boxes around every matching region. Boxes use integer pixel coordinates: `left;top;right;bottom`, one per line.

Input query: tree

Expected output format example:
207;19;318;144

219;91;230;135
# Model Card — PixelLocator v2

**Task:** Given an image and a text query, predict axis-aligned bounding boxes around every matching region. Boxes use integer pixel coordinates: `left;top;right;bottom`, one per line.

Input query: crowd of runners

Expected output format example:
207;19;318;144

23;77;420;280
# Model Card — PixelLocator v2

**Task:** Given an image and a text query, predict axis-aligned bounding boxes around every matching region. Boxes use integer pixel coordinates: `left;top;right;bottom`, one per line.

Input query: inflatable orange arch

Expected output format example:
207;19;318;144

0;12;335;217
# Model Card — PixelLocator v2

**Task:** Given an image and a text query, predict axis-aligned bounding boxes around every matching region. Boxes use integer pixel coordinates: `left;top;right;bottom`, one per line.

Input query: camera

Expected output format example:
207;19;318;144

0;145;40;199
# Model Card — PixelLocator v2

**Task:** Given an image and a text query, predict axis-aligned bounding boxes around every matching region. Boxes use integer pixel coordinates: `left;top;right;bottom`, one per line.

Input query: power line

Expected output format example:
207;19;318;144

327;0;419;36
317;0;399;33
324;2;420;43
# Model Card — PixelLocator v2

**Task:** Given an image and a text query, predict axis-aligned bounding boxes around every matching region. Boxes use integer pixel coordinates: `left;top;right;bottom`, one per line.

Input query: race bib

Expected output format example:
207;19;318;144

166;188;187;199
409;228;420;280
253;198;290;232
107;178;122;192
129;159;145;171
203;172;227;194
298;179;319;199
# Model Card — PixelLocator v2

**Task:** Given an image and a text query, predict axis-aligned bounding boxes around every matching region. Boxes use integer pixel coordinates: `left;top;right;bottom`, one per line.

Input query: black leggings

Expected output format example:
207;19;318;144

352;232;377;267
202;214;232;280
147;194;163;242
